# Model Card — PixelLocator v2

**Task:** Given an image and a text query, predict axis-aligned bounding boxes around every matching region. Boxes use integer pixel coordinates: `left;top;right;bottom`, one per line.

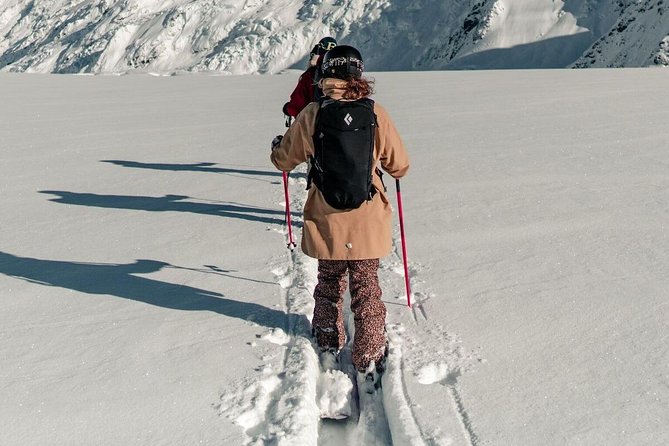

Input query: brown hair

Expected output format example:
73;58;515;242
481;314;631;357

342;76;375;99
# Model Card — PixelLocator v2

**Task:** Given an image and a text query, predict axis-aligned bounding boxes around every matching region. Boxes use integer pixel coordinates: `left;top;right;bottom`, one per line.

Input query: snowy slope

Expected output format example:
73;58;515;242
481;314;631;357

0;0;667;74
573;0;669;67
1;68;669;445
442;0;595;69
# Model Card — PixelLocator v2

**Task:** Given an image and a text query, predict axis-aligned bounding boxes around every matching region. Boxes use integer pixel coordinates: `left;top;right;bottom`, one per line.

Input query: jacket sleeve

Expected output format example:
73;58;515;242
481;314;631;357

375;104;410;179
271;103;317;172
284;69;315;117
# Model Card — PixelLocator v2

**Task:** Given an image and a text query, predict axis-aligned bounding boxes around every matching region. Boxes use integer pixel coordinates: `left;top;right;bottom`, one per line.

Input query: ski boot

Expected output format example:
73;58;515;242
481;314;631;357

358;348;388;395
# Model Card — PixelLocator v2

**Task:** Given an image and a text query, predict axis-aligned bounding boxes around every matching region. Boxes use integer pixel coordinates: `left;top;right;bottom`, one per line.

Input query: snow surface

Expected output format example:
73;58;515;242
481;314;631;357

1;68;669;445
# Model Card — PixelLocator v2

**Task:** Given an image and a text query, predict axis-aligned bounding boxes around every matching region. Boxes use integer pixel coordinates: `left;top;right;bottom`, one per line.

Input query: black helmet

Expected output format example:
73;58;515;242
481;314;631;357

316;37;337;55
321;45;364;80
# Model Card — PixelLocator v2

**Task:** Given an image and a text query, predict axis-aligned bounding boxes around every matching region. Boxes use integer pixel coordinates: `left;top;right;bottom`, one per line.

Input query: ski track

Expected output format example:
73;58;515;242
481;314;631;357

385;216;480;446
447;383;479;446
217;166;321;445
318;315;360;445
263;167;321;445
286;168;396;446
220;166;480;445
346;301;394;446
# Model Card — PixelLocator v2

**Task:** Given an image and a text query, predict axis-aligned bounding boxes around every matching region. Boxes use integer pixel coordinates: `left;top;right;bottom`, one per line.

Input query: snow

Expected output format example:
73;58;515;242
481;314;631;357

1;68;669;445
1;0;667;73
316;368;353;419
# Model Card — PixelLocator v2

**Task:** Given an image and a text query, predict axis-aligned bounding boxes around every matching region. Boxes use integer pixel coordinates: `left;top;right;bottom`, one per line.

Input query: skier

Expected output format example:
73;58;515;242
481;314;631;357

271;45;410;386
282;36;337;119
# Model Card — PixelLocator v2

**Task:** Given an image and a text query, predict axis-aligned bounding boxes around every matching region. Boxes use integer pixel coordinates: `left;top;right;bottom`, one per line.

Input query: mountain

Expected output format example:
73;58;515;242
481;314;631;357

0;0;667;74
572;0;669;67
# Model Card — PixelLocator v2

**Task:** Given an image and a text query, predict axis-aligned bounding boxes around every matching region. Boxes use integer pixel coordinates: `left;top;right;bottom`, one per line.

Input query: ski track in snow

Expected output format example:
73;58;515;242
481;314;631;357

382;211;482;446
218;164;321;445
219;165;481;445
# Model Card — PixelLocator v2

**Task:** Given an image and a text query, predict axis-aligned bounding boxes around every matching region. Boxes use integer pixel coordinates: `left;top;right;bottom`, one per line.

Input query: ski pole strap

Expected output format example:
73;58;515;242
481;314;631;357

376;168;386;192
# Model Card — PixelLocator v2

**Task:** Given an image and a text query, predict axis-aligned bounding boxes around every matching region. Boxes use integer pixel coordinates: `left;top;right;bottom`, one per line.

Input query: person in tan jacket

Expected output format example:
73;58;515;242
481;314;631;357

271;45;409;376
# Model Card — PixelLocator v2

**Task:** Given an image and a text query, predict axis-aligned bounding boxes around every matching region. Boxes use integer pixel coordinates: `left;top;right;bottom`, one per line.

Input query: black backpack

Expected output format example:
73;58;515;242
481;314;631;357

309;97;378;210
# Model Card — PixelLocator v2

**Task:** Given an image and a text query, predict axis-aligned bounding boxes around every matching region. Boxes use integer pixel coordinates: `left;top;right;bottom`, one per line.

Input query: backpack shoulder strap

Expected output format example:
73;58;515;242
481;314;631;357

307;96;331;190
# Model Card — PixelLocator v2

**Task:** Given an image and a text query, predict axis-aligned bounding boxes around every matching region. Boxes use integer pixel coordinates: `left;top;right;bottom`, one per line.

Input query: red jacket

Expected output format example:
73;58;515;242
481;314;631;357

283;66;317;117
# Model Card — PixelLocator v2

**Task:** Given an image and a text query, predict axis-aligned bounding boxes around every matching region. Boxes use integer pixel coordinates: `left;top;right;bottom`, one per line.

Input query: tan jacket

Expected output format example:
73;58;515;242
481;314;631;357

271;79;410;260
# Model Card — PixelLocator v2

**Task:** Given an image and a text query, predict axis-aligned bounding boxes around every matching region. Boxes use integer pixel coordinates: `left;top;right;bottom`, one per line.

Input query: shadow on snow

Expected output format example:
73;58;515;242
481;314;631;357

101;160;282;177
39;190;302;226
0;251;308;331
100;160;308;182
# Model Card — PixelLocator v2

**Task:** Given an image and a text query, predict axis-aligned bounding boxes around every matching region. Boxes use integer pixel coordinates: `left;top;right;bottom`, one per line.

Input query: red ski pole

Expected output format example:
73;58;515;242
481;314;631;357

281;115;297;250
283;171;297;250
396;179;411;307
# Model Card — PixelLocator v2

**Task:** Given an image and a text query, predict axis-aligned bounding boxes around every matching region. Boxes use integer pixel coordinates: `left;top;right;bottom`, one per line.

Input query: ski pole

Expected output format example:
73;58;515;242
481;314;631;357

283;171;297;250
396;179;411;307
281;115;296;250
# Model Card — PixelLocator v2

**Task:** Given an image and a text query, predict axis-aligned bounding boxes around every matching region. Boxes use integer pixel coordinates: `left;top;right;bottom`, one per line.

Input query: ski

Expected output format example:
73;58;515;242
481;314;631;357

317;368;354;419
355;366;392;445
317;347;356;420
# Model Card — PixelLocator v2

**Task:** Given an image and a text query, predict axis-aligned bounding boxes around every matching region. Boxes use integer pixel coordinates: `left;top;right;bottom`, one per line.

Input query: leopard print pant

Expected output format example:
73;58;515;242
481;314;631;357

311;259;387;372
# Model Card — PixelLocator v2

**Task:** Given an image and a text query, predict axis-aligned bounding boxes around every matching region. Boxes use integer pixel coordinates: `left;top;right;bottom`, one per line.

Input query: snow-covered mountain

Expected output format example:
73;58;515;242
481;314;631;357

0;0;667;74
572;0;669;67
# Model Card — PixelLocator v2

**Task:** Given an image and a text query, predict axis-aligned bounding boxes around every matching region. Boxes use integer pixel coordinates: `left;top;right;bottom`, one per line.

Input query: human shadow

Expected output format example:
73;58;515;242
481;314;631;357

101;159;308;182
101;160;282;178
39;191;302;227
177;264;277;286
0;251;309;332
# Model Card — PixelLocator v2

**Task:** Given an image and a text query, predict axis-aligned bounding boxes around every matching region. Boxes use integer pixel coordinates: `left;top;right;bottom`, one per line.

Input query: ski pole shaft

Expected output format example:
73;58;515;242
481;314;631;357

280;116;296;250
283;171;296;250
396;179;411;307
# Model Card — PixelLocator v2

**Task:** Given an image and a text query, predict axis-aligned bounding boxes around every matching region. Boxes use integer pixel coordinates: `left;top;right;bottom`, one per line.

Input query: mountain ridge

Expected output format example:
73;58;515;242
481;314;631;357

0;0;667;74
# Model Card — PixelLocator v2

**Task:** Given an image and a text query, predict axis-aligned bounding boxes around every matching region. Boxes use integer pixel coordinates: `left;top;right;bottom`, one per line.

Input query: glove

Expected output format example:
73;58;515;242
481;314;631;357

271;135;283;151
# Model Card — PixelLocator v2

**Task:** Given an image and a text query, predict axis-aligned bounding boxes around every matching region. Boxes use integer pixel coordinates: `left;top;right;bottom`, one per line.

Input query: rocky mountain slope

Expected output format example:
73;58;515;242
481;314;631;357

0;0;666;74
